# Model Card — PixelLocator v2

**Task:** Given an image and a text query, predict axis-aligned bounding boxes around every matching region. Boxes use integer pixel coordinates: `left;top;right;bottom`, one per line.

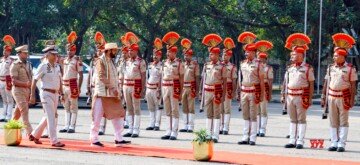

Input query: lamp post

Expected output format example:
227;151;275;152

317;0;323;94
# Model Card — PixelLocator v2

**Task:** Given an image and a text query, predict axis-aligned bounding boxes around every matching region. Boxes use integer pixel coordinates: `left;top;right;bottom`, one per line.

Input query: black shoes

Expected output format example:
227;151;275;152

146;127;154;130
296;144;303;149
0;119;7;122
328;146;337;151
115;140;131;147
67;129;75;133
179;129;187;132
213;139;218;143
161;135;170;140
238;140;249;145
123;133;132;137
124;125;129;129
154;126;160;131
187;130;193;133
337;147;345;152
249;141;256;145
59;129;68;133
91;142;104;147
41;135;49;138
98;131;105;135
286;135;290;138
169;136;177;140
131;134;139;138
284;143;296;148
223;131;228;135
259;133;265;137
219;131;223;134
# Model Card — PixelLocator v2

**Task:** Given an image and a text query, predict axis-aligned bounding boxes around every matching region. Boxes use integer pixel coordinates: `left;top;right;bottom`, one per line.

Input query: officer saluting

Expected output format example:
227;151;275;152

283;33;314;149
30;43;65;147
321;33;357;152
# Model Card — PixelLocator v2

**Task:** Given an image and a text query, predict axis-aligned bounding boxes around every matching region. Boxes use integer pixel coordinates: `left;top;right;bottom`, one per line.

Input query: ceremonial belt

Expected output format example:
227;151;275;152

42;88;58;94
146;82;159;89
328;88;352;111
204;83;223;104
162;80;173;86
14;85;27;88
287;87;304;95
329;88;343;97
241;85;256;93
184;81;194;87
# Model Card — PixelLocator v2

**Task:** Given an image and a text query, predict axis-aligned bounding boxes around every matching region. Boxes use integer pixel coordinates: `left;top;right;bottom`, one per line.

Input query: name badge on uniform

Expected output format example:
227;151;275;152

299;70;305;73
342;70;347;73
172;65;177;68
251;66;256;68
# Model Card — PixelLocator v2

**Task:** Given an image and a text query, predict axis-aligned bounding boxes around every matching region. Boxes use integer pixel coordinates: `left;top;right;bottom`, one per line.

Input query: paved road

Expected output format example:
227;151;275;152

1;101;360;164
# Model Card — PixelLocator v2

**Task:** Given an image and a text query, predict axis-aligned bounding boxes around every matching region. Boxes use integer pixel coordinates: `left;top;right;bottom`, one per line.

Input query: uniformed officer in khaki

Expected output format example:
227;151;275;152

122;32;146;138
59;31;83;133
200;34;227;143
10;45;34;140
282;33;314;149
238;32;265;146
321;33;357;152
220;38;237;135
145;38;163;131
29;44;65;147
0;35;15;122
118;45;130;129
179;38;199;133
161;31;184;140
255;40;274;137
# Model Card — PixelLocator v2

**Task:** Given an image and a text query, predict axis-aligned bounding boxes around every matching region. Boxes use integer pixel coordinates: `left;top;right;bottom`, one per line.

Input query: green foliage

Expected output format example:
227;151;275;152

193;129;213;144
3;120;25;129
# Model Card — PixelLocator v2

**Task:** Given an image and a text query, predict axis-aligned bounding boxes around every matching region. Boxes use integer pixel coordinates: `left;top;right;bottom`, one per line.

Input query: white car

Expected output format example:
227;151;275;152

11;55;90;98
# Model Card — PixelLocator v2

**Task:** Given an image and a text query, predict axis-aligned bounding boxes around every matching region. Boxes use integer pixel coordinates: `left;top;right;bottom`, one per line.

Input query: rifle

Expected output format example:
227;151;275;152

86;59;94;105
238;62;242;111
322;66;330;119
282;70;289;115
199;63;207;113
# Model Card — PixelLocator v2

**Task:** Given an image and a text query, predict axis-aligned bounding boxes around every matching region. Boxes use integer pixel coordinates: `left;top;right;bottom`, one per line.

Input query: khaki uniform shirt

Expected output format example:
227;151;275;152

286;63;315;89
10;59;33;85
63;56;82;80
223;62;237;83
240;59;264;86
0;56;14;77
124;57;146;80
263;64;274;82
204;61;227;85
147;61;162;87
162;58;184;80
325;63;357;90
183;60;200;83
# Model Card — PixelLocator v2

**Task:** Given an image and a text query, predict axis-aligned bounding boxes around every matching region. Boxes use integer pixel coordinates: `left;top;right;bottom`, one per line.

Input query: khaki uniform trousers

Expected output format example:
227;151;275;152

162;86;179;118
181;87;195;114
123;85;141;116
63;86;79;113
204;91;221;119
286;95;307;124
221;97;232;114
145;88;160;112
328;96;349;128
0;81;14;120
241;92;258;121
12;87;33;135
257;95;268;117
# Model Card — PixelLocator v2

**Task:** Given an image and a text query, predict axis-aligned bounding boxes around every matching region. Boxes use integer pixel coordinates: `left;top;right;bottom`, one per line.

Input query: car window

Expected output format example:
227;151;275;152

29;58;41;69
